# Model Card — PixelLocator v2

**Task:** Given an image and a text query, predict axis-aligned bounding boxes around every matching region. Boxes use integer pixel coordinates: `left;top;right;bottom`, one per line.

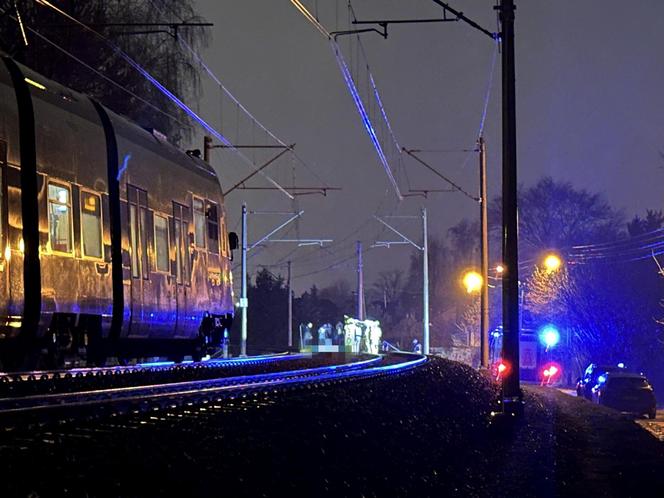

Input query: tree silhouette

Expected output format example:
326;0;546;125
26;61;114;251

1;1;208;143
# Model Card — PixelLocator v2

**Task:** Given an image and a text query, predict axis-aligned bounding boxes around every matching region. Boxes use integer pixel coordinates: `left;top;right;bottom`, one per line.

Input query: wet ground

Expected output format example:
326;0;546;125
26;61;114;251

1;356;662;497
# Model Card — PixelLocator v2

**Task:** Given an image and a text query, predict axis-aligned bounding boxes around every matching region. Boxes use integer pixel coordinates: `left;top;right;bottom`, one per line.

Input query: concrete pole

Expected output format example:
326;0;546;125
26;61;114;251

422;207;430;355
357;241;365;320
499;0;522;410
287;260;293;348
240;203;248;357
479;137;490;368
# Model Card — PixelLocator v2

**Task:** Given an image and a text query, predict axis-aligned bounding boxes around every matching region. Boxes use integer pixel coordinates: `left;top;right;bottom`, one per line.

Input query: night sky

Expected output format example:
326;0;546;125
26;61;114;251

193;0;664;294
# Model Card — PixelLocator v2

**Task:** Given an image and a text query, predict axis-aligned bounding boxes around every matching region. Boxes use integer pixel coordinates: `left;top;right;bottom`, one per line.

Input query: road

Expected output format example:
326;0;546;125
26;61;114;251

557;385;664;441
636;410;664;441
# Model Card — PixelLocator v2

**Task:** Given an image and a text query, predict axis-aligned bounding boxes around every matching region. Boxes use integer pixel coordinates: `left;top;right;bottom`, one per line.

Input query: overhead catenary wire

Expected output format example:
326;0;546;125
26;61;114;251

331;39;403;200
146;0;331;192
291;0;404;200
18;22;192;130
33;0;293;199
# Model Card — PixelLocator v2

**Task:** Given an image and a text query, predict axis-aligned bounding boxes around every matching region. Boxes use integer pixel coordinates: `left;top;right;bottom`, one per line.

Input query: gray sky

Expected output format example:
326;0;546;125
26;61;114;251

194;0;664;295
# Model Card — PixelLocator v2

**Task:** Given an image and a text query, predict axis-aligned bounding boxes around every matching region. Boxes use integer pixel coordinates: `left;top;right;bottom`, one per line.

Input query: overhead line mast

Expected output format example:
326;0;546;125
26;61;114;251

296;0;522;414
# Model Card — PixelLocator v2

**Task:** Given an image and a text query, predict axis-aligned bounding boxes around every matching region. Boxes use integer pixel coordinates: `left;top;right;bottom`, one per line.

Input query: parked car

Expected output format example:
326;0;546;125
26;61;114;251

592;372;657;419
576;363;626;400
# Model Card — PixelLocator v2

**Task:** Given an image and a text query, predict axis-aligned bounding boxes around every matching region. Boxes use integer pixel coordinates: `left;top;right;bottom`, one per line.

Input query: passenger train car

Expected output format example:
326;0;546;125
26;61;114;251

0;56;236;370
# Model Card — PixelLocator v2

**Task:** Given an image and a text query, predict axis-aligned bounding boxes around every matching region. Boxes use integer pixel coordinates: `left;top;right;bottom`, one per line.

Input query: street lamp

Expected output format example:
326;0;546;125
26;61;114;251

543;253;562;273
463;271;483;294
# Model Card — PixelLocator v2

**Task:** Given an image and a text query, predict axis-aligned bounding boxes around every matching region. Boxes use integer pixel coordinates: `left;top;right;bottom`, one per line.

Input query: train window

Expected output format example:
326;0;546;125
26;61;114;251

206;201;219;254
129;204;140;278
182;220;190;282
154;214;169;272
140;206;150;279
193;197;206;248
0;141;4;248
220;218;228;256
174;219;181;283
80;191;103;259
172;202;191;285
0;159;3;247
48;182;72;253
128;185;149;279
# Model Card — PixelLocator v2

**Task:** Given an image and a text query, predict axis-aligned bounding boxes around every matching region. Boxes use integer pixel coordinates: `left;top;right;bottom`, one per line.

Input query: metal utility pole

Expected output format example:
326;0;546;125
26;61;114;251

327;0;521;409
238;207;329;356
287;260;293;348
240;203;248;356
373;211;430;354
498;0;522;411
479;137;489;368
356;241;365;320
422;208;430;355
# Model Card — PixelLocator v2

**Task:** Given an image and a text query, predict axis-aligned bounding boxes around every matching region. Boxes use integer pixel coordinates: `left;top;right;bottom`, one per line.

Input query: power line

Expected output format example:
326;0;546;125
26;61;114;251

34;0;293;199
18;22;192;130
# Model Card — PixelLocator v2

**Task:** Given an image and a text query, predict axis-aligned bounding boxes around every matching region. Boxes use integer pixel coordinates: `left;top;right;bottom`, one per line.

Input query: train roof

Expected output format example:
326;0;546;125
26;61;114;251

6;57;217;181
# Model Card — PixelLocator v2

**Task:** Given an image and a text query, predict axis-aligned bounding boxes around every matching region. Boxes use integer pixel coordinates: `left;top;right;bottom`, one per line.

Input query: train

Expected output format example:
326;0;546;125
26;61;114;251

0;55;237;370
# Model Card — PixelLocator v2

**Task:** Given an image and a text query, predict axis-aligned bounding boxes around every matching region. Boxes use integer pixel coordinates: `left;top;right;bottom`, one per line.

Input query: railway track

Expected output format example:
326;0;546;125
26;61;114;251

1;351;297;382
0;353;426;426
0;352;307;398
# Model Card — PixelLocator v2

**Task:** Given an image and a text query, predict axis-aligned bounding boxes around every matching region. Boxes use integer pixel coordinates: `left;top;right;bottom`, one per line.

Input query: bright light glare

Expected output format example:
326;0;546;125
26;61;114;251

24;77;46;90
541;362;562;384
495;264;504;274
539;325;560;348
463;271;483;293
543;254;562;272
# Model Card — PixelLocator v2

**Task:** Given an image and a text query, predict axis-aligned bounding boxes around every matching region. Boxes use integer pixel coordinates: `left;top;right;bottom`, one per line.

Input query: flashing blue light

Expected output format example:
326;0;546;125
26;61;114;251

598;374;607;384
538;325;560;348
617;362;625;368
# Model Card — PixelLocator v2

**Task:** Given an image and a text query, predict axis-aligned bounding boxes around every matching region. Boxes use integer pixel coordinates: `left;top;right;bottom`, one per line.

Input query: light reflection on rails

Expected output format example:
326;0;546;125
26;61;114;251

0;353;426;424
0;352;299;382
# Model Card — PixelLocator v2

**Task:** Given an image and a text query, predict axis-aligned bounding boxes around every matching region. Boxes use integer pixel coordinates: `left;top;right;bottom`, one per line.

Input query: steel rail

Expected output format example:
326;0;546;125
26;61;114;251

0;355;382;411
0;354;426;425
0;352;297;382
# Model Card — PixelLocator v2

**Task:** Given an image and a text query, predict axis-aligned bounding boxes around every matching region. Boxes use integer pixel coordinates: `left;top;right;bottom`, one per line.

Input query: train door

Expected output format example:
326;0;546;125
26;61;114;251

0;141;7;315
172;202;190;336
127;185;149;336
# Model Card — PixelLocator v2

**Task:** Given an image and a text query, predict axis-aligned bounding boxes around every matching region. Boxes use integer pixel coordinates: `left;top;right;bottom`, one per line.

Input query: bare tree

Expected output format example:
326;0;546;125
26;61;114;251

1;0;209;143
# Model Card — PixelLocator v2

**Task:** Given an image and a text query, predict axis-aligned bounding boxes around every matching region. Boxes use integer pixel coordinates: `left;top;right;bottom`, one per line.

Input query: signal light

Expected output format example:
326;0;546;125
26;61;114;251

540;362;562;386
493;359;511;381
